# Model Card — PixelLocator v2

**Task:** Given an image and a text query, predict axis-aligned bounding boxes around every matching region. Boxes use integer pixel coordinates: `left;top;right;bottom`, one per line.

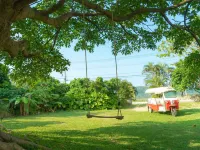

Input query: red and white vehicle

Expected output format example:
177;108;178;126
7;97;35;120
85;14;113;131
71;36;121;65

145;87;179;116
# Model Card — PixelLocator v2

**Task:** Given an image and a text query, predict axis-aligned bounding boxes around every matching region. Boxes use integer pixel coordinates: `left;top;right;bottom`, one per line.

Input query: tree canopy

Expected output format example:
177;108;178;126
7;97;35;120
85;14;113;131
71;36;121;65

172;53;200;92
158;36;200;92
0;0;199;80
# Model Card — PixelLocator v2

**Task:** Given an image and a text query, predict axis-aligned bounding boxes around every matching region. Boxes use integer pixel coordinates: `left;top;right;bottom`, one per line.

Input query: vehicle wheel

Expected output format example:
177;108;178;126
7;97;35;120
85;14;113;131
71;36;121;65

171;108;177;116
148;106;153;113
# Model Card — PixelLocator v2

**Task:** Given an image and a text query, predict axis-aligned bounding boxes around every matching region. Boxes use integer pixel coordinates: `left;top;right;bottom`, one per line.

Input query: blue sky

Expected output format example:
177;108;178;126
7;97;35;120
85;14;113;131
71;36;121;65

51;41;180;86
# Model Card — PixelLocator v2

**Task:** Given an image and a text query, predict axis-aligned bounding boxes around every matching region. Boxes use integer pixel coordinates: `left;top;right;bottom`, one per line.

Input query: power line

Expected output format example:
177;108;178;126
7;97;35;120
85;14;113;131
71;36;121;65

56;74;145;80
56;72;143;79
70;53;157;64
70;57;179;70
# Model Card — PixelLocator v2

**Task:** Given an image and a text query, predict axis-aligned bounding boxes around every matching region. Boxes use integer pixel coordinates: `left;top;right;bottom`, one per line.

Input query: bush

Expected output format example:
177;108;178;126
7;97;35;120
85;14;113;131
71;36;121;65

0;99;12;118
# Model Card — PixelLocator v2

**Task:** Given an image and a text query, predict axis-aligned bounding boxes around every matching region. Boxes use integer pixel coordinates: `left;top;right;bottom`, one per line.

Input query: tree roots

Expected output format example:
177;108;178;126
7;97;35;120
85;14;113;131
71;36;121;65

0;126;51;150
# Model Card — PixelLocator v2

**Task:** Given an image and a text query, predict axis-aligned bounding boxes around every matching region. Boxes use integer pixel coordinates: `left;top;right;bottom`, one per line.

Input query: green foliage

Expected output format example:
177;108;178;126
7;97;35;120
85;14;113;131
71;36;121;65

172;52;200;92
142;63;174;88
0;76;137;114
1;1;199;82
7;19;70;84
0;64;11;88
0;87;26;100
158;40;199;57
29;79;69;112
66;77;136;110
65;78;115;110
0;63;26;103
157;35;200;93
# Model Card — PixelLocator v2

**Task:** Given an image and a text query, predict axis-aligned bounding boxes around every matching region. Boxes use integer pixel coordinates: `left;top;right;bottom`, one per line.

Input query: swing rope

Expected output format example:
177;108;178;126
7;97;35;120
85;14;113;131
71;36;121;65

83;1;123;120
112;7;123;118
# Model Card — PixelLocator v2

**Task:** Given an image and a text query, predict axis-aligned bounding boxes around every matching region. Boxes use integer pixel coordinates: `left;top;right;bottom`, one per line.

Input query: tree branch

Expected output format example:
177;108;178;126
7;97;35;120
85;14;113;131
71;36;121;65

184;1;192;27
16;0;193;27
52;27;61;50
39;0;65;15
14;0;37;9
119;24;137;39
16;6;102;27
73;0;193;22
161;13;177;28
161;13;200;46
84;17;103;32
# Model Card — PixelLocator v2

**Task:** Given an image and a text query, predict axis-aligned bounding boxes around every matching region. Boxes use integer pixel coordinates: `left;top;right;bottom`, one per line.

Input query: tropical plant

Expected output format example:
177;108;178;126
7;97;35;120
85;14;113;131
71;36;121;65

29;79;69;112
142;63;174;88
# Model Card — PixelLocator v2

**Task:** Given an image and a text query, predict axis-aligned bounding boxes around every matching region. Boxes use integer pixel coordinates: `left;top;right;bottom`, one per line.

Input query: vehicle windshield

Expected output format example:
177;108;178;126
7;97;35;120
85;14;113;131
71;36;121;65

164;91;177;98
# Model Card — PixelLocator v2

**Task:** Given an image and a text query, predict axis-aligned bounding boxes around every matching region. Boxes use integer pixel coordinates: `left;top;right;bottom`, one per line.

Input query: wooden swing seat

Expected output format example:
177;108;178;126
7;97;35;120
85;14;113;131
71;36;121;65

86;113;124;120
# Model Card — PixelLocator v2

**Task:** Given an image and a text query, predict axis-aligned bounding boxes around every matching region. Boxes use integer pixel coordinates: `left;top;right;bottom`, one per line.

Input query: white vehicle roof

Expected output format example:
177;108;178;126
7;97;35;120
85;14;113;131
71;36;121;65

145;87;176;94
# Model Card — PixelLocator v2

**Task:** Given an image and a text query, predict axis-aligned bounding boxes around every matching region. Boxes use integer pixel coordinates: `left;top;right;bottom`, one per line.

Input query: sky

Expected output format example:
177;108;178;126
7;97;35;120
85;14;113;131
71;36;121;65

51;40;180;86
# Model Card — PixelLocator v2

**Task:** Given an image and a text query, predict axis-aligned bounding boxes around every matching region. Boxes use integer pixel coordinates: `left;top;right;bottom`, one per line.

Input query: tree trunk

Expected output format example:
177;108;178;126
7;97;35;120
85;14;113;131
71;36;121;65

20;103;22;116
181;91;184;97
0;131;51;150
22;103;25;116
27;102;30;115
19;103;25;116
0;141;24;150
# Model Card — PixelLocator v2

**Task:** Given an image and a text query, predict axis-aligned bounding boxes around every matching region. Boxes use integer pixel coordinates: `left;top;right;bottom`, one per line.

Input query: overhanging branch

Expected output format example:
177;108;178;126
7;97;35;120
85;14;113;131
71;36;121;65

17;6;102;27
16;0;193;27
184;1;192;27
119;23;137;39
14;0;37;10
73;0;193;22
161;12;200;46
39;0;65;15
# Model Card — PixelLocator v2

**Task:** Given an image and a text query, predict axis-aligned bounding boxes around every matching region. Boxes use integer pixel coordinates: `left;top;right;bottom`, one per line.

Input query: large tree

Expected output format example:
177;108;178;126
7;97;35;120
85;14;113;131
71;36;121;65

0;0;199;81
172;53;200;92
158;39;200;92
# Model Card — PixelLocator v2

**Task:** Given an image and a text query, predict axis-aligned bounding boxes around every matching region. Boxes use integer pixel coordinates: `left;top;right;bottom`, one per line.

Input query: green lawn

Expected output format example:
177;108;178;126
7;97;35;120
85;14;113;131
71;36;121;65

2;102;200;150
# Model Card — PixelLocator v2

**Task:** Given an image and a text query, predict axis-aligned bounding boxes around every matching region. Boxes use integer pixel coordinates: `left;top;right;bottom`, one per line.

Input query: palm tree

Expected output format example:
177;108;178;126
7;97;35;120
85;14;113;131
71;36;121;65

142;63;174;88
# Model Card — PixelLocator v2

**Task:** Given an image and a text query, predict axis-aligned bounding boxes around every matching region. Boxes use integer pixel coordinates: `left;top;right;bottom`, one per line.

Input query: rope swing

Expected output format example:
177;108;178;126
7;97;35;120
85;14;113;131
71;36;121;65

82;1;124;120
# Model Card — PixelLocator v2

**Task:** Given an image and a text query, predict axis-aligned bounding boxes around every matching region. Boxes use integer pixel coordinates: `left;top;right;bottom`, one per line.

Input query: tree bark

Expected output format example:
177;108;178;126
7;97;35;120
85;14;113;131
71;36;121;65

0;131;51;150
20;103;23;116
0;141;25;150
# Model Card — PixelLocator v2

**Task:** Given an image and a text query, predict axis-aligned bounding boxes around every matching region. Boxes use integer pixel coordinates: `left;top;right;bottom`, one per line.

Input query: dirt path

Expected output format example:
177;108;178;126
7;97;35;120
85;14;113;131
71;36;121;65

132;106;147;112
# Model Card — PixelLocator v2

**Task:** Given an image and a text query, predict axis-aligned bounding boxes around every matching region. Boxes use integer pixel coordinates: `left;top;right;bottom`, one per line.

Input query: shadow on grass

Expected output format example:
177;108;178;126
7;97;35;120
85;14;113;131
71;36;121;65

178;108;200;116
43;120;200;150
147;108;200;117
2;107;200;150
1;111;88;129
5;119;200;150
2;120;65;129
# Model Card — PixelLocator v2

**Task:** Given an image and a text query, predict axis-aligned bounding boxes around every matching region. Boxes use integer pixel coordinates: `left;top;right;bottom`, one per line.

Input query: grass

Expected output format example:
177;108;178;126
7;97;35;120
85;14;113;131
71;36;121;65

2;102;200;150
